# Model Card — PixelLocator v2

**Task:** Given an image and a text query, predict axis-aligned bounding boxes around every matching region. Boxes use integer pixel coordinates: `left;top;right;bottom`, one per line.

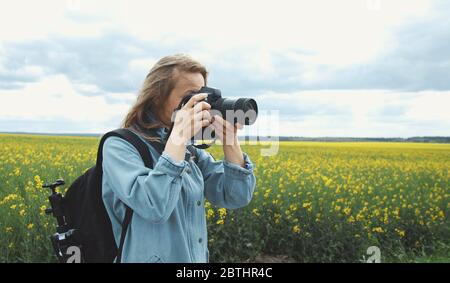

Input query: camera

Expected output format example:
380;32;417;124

179;86;258;126
170;86;258;149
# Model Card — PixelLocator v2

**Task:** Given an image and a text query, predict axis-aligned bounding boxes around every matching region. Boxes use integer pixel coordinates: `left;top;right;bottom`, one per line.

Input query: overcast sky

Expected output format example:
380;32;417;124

1;0;449;137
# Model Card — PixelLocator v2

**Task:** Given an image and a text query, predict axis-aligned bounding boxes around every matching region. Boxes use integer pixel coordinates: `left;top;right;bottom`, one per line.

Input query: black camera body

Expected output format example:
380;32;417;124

179;86;258;126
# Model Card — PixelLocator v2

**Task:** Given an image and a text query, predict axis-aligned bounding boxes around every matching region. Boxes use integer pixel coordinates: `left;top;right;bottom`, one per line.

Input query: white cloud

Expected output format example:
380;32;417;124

0;1;435;64
74;82;102;94
255;89;450;137
0;64;44;79
0;1;110;41
0;74;131;132
128;57;158;80
105;92;137;104
405;91;450;122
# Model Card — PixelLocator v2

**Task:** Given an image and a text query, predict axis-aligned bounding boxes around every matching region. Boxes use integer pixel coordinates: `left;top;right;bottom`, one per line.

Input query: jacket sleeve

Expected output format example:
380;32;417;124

195;148;256;209
102;136;189;224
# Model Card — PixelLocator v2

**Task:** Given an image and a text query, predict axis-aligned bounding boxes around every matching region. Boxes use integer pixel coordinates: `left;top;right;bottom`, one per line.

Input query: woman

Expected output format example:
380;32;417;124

101;54;256;263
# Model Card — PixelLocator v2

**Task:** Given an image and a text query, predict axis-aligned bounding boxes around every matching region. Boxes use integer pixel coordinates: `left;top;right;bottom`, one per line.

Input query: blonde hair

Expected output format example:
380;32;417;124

121;54;208;143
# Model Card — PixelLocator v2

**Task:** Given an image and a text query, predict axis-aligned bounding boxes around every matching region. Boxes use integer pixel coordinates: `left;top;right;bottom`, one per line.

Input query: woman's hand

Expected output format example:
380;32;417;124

211;115;245;168
171;93;212;145
165;93;212;163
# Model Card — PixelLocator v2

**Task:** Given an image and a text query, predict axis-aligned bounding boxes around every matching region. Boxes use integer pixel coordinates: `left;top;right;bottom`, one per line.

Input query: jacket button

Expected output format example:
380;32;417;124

198;238;203;243
197;200;201;206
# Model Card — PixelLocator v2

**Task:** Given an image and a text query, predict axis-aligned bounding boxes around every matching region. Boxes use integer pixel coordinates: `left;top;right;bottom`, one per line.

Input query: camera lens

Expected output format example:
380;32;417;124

219;98;258;125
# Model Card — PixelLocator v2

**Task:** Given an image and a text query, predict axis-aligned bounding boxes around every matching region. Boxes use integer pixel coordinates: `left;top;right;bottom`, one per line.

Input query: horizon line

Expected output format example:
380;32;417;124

1;131;449;140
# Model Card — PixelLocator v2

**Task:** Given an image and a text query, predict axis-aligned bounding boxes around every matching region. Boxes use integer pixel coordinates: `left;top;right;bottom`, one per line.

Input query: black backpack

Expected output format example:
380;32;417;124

51;128;165;263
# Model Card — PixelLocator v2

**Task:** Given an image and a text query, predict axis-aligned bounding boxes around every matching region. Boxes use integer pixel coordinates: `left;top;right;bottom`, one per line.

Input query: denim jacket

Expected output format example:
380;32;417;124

101;110;256;262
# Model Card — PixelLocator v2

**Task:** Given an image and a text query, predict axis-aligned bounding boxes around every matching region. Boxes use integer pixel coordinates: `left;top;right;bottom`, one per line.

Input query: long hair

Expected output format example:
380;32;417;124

121;54;208;143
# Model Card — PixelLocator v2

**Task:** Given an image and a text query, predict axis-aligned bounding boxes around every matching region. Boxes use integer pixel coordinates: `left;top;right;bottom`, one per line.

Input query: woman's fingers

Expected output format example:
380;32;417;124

194;110;212;123
201;119;211;128
192;110;212;132
211;121;223;138
210;115;244;144
202;110;212;122
211;118;219;129
186;111;243;140
212;115;224;127
183;93;208;109
192;101;211;113
212;115;239;130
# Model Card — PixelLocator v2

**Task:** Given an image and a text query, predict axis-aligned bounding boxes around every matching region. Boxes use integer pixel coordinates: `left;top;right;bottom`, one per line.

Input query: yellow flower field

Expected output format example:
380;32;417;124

0;134;449;262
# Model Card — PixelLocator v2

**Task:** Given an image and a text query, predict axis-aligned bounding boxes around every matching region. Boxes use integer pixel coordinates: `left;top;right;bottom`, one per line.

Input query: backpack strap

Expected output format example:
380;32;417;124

97;128;163;169
116;203;132;264
97;128;165;263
